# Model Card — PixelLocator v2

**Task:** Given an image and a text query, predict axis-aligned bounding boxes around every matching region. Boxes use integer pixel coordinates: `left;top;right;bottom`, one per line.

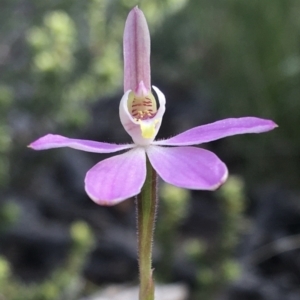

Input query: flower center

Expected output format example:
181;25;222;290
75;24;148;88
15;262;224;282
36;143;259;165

129;93;157;121
127;91;159;139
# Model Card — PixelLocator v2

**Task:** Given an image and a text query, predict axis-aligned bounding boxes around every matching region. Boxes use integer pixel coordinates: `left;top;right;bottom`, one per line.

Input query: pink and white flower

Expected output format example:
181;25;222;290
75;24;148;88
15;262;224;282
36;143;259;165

29;7;277;206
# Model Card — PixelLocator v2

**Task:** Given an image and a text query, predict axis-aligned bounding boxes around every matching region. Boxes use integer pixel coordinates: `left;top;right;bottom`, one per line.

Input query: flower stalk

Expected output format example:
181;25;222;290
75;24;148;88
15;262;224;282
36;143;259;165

136;159;157;300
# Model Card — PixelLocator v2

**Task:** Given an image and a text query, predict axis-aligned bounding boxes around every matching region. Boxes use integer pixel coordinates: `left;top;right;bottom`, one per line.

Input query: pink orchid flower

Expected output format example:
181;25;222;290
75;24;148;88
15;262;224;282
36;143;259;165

29;7;277;206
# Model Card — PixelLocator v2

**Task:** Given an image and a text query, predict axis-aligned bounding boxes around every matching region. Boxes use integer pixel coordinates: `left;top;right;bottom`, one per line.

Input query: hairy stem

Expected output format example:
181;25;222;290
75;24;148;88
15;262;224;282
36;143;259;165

136;159;158;300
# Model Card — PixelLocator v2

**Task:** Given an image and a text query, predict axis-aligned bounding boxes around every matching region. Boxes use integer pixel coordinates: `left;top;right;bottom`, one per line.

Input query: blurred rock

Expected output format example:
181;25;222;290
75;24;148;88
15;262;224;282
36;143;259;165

83;228;138;284
80;283;189;300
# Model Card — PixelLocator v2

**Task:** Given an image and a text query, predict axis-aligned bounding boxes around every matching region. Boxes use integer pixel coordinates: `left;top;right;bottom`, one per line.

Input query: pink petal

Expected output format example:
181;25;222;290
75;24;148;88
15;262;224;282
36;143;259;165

123;6;151;92
154;117;278;146
29;134;134;153
85;147;146;205
147;146;228;190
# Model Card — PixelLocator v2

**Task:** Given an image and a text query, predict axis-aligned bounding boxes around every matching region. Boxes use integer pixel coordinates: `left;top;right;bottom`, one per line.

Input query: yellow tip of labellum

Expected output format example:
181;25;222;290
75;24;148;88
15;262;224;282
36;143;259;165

139;119;160;139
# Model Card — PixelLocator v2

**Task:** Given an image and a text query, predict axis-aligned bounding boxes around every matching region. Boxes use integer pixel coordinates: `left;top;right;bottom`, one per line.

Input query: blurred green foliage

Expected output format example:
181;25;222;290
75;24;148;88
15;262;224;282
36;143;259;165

153;175;246;298
0;202;20;233
157;183;190;280
157;177;245;299
0;85;12;188
0;221;94;300
184;175;246;299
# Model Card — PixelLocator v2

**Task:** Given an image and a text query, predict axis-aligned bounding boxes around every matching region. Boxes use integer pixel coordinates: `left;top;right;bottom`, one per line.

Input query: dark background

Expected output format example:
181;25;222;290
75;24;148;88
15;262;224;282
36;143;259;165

0;0;299;299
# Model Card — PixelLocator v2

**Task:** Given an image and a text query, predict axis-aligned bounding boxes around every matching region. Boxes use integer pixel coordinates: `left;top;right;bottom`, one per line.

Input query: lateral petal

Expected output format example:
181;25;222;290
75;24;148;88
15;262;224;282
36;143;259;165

29;134;134;153
154;117;277;146
85;147;146;205
147;146;228;190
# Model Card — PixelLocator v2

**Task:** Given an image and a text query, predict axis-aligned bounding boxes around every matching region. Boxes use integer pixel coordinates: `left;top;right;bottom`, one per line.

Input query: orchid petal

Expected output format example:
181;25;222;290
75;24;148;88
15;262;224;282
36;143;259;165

85;147;146;205
123;6;151;93
154;117;277;146
29;134;134;153
119;86;166;146
147;146;228;190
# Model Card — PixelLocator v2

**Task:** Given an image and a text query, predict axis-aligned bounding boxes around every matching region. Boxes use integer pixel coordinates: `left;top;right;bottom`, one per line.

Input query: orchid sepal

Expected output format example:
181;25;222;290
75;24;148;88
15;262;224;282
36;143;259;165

153;117;278;146
28;134;134;153
123;6;151;93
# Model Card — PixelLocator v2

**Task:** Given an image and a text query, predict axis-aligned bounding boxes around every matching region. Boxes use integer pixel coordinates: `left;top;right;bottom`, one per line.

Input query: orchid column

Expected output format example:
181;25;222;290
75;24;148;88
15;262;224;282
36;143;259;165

123;7;157;300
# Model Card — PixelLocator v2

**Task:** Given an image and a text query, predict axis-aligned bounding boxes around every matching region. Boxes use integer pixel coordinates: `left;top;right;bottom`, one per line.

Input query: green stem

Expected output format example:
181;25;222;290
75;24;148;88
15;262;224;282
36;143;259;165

136;159;158;300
